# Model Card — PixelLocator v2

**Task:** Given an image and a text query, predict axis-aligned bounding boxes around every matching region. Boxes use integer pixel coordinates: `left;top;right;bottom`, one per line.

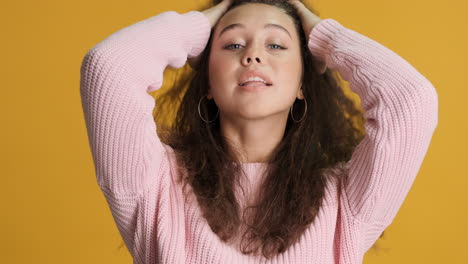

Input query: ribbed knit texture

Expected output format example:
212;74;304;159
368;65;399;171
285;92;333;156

79;10;438;264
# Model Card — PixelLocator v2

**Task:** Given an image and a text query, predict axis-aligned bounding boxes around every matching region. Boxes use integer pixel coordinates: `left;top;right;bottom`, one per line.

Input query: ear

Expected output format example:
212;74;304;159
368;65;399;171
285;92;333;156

297;86;304;100
207;90;213;100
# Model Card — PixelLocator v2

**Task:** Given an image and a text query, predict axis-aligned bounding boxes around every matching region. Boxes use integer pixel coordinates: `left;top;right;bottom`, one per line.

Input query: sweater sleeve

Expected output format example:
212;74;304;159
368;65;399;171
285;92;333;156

307;19;438;228
80;10;210;195
79;10;210;254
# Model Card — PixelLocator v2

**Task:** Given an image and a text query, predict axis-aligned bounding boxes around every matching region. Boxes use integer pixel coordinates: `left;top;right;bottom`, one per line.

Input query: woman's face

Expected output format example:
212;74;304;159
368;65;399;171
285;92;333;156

208;3;304;120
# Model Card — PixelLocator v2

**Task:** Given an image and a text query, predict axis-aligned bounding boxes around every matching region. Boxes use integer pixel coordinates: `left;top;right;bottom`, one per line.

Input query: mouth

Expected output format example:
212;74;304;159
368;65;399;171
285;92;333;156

239;81;273;87
238;82;271;92
238;70;273;87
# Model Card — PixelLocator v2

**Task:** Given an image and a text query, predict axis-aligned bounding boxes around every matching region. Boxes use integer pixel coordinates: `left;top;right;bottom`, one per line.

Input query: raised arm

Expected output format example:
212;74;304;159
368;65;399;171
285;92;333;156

307;19;438;230
80;11;210;195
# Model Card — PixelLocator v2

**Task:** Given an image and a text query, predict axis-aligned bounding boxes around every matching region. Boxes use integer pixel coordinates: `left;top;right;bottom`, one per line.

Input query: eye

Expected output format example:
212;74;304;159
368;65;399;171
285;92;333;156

224;43;243;50
223;43;287;50
269;44;287;50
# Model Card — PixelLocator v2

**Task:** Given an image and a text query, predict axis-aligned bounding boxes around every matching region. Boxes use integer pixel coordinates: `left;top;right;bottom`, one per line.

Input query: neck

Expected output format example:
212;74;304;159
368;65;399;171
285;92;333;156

219;111;289;163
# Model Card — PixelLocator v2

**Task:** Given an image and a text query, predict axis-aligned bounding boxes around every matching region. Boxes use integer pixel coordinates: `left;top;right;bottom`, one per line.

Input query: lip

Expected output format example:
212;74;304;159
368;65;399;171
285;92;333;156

238;70;273;86
237;83;271;92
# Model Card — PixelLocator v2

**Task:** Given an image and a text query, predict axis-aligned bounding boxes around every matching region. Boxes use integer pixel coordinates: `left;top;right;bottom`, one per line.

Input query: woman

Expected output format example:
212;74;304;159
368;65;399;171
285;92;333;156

79;0;438;263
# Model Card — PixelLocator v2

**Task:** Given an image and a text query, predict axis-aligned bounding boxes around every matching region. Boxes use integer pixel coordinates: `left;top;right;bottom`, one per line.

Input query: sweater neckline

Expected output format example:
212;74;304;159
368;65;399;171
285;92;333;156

238;163;268;180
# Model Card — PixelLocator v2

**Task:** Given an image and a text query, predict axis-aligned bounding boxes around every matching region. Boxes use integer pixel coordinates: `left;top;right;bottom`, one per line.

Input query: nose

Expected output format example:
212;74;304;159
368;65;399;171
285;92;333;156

241;47;263;66
242;56;261;65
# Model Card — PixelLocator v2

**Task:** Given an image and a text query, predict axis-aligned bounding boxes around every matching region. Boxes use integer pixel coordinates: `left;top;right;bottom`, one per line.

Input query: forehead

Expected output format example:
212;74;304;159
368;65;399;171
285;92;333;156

215;3;296;36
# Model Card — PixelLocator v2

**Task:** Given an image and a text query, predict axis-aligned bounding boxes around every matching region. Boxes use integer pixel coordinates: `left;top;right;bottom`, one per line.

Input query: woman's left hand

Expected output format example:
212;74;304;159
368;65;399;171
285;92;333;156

288;0;322;37
288;0;326;74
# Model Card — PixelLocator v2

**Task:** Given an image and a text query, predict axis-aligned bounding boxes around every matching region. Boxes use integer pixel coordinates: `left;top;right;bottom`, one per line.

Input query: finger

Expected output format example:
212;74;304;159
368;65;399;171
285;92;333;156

288;0;304;7
288;0;307;15
218;0;233;10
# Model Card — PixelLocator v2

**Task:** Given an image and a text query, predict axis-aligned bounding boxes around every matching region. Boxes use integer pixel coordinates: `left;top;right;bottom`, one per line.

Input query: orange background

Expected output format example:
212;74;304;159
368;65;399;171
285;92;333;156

1;0;466;263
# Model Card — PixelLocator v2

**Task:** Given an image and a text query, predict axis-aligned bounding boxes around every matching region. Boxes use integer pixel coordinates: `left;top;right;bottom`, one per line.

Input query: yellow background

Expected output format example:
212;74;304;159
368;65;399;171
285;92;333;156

1;0;466;263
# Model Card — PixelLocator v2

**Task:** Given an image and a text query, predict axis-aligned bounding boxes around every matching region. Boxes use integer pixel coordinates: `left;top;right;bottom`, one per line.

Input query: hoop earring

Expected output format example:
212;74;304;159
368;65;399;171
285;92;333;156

198;95;219;123
290;98;307;122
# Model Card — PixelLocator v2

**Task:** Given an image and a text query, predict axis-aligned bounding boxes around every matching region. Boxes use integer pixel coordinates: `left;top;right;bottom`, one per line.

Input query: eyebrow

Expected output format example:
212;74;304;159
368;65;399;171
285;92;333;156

217;23;292;39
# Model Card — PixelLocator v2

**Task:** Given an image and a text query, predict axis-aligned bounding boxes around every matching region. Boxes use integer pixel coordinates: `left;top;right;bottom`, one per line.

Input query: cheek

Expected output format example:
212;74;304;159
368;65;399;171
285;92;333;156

208;53;234;103
208;51;238;89
269;61;303;105
275;57;303;88
208;61;224;94
210;53;236;68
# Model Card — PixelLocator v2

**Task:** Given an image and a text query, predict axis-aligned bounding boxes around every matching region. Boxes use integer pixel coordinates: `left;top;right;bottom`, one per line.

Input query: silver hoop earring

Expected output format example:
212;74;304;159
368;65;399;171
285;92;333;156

290;98;307;122
198;95;219;123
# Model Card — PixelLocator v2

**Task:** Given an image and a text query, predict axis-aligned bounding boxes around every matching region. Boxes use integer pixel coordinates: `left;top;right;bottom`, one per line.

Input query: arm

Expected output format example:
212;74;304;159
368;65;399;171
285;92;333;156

307;19;439;229
79;10;210;253
80;10;210;195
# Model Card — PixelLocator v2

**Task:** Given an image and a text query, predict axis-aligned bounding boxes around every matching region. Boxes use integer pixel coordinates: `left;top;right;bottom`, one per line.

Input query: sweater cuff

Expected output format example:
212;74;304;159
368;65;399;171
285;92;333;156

307;18;345;62
180;11;211;58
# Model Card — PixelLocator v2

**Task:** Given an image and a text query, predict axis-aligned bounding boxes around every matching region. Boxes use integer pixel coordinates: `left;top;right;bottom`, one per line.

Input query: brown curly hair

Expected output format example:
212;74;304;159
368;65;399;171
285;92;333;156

120;0;386;259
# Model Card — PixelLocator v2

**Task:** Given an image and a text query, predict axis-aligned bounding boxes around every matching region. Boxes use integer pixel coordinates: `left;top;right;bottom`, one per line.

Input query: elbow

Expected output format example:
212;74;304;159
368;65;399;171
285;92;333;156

410;79;439;133
421;80;439;131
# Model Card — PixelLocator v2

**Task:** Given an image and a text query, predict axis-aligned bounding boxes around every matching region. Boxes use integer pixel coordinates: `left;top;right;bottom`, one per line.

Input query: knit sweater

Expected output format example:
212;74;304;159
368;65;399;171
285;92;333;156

79;10;438;264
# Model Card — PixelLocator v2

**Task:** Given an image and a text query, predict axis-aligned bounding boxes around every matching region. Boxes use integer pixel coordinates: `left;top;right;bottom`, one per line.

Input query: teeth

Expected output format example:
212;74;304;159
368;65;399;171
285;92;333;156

240;76;270;86
245;76;266;82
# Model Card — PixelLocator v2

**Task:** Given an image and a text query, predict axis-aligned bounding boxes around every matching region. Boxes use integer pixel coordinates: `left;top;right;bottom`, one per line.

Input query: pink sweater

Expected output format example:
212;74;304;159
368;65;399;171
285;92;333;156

80;11;438;264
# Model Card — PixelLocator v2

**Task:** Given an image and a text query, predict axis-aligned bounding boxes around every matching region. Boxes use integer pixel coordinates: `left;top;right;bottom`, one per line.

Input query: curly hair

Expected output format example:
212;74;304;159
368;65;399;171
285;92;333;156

138;0;386;259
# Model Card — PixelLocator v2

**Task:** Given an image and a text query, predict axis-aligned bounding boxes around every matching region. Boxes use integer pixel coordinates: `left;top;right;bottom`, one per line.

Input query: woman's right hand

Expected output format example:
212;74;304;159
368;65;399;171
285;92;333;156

188;0;233;69
201;0;233;28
